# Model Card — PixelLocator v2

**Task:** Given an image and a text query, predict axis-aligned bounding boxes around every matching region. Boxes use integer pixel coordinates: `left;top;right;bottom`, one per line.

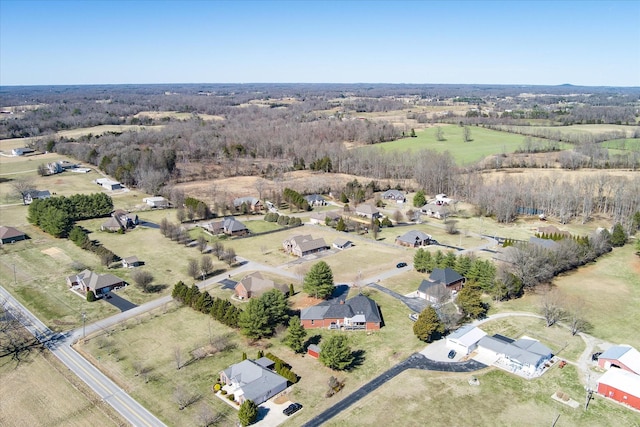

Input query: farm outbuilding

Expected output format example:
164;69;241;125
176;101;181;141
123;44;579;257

0;226;27;244
307;344;321;359
597;368;640;411
598;345;640;375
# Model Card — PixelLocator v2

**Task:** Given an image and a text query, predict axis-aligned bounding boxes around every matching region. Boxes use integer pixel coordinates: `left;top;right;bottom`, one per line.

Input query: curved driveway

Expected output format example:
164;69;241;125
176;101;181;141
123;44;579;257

302;353;486;427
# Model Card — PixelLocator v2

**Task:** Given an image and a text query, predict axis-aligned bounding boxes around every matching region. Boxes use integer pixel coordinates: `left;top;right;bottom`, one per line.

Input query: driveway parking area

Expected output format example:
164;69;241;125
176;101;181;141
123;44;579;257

420;338;463;362
254;399;302;427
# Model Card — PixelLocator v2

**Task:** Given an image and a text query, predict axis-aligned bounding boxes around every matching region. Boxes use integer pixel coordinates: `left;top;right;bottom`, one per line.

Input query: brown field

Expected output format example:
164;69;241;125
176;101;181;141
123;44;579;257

133;111;224;121
0;348;125;427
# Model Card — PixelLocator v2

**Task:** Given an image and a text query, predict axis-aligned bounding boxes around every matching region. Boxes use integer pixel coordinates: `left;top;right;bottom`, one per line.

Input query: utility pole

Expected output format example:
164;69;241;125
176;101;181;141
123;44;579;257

82;312;86;339
12;264;17;285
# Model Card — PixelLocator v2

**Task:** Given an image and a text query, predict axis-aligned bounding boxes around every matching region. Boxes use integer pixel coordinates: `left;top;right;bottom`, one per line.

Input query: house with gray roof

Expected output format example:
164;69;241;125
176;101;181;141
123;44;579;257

381;189;406;203
66;269;126;297
203;217;248;236
446;325;487;355
529;236;560;250
309;210;341;225
219;359;288;405
305;194;327;206
300;294;382;330
420;203;448;219
396;230;432;247
417;280;450;304
476;335;553;376
22;189;51;205
283;234;328;257
354;204;381;219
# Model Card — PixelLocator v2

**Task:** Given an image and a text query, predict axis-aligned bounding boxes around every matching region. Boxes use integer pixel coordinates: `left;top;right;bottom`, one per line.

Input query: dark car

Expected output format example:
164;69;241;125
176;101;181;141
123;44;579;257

447;350;456;359
591;352;602;361
283;402;303;416
396;262;407;268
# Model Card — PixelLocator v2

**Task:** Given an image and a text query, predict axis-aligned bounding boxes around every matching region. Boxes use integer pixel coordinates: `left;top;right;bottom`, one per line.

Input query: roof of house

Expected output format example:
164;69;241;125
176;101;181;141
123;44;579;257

236;272;288;295
308;344;321;353
429;268;464;286
123;256;139;264
355;204;379;215
333;238;352;247
421;203;448;213
478;335;552;367
102;216;124;230
597;367;640;396
397;230;432;245
537;225;570;236
222;359;287;402
447;325;487;347
382;189;405;199
600;345;640;375
76;269;125;291
233;196;260;207
254;356;275;369
418;279;447;295
301;294;382;324
286;234;328;253
0;226;26;240
24;189;51;199
305;194;326;203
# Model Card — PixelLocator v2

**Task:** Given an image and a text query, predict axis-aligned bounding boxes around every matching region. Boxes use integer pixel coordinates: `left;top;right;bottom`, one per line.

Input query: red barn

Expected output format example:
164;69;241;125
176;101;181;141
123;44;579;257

597;345;640;375
597;368;640;411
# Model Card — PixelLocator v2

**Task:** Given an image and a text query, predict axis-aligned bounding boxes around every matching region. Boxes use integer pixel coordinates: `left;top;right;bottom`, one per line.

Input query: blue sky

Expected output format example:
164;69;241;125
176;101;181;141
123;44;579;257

1;0;639;86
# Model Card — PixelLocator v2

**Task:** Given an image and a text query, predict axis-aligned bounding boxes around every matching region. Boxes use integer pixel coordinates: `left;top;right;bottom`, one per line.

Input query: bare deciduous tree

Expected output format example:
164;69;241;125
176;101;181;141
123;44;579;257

173;384;200;410
173;346;183;370
540;288;565;327
194;403;221;427
187;259;199;279
132;270;154;293
196;235;208;253
11;176;35;204
200;255;213;280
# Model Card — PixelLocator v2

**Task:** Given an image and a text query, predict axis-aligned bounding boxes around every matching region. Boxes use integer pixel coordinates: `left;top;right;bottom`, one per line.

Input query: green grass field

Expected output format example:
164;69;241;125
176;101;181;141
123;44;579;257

601;138;640;151
369;125;532;164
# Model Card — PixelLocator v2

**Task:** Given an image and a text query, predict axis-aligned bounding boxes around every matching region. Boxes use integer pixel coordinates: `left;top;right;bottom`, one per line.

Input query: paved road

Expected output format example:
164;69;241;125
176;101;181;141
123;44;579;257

301;353;486;427
0;285;167;427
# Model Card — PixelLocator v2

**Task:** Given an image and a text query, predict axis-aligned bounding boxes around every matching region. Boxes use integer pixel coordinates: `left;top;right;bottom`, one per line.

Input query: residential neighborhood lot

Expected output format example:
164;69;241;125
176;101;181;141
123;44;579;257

77;288;424;427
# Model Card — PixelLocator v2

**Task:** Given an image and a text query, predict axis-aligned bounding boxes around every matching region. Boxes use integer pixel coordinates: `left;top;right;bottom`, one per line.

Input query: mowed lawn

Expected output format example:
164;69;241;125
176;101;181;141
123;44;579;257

368;125;530;164
327;364;638;427
79;288;424;427
0;348;125;427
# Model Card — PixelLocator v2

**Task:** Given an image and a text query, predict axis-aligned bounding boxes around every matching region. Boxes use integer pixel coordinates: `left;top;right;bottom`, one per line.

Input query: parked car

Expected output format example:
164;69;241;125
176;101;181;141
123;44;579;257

283;402;303;416
396;262;407;268
591;352;602;361
447;350;456;359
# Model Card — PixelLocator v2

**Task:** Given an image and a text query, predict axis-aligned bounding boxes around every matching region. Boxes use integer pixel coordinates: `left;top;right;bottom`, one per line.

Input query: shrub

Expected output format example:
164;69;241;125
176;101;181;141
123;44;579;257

214;383;221;391
220;389;227;395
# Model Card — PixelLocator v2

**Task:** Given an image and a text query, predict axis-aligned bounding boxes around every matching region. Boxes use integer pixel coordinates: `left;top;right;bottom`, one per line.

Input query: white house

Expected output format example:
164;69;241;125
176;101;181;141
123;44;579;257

477;335;553;377
142;196;169;208
446;325;487;355
219;359;288;405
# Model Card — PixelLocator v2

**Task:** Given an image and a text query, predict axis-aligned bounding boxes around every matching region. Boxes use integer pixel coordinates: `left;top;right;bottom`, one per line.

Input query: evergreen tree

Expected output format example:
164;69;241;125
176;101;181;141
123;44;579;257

303;261;335;299
86;290;96;302
413;190;426;208
261;289;289;328
336;217;346;232
413;306;444;342
319;335;354;370
457;284;487;319
433;250;445;269
610;223;627;247
454;254;473;276
283;316;307;353
238;400;258;427
443;251;457;268
238;298;271;339
289;283;295;297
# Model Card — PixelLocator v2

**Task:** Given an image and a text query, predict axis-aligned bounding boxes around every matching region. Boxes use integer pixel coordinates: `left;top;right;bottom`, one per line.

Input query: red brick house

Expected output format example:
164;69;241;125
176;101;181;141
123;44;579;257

300;294;382;331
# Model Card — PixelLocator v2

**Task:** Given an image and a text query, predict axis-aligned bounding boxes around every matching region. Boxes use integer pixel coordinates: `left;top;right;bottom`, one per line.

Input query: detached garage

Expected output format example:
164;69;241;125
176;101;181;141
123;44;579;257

446;325;487;355
597;368;640;410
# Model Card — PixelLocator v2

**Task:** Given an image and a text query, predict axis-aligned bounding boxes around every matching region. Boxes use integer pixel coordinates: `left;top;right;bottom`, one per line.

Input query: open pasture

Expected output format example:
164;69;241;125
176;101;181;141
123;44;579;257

369;125;531;164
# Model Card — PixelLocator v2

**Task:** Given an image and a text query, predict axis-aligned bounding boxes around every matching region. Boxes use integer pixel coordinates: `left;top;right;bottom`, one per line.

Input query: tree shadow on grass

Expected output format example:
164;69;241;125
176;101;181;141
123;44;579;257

346;349;366;371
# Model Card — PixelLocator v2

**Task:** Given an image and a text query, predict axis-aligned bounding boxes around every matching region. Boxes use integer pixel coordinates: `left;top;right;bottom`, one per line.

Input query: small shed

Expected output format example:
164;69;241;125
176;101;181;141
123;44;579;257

308;344;321;359
122;256;141;268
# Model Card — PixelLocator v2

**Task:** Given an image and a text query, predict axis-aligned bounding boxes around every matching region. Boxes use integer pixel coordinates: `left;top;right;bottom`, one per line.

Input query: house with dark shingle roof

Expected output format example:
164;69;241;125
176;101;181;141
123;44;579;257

219;359;288;405
396;230;433;247
22;189;51;205
300;294;382;330
233;196;262;213
283;234;329;257
0;226;27;244
428;268;465;291
417;280;451;304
